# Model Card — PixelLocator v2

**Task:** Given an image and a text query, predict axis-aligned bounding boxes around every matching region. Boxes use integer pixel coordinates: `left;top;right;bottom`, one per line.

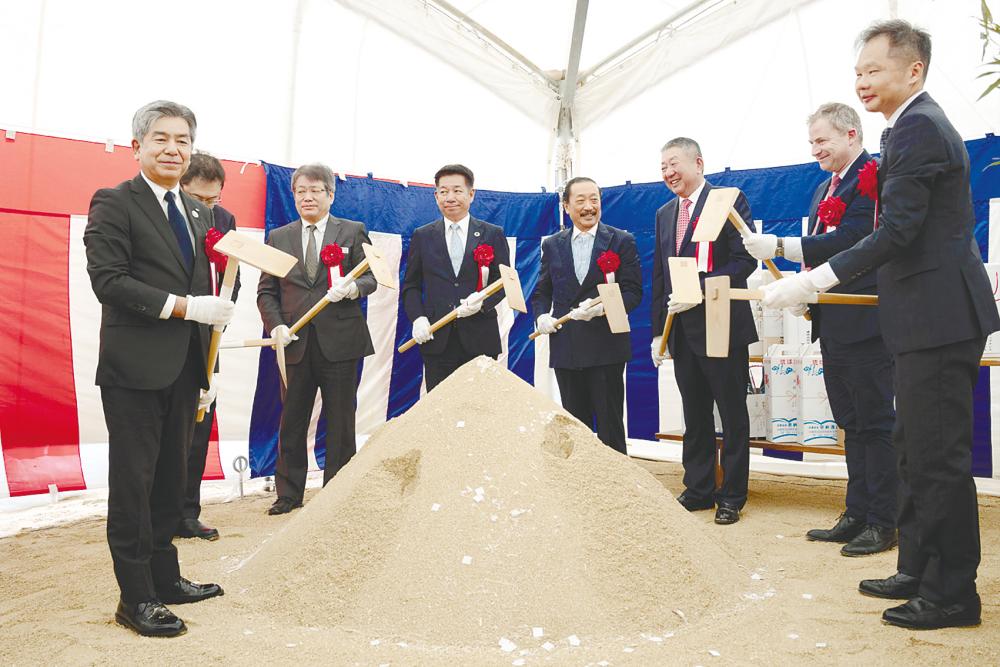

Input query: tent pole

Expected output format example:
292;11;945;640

555;0;590;191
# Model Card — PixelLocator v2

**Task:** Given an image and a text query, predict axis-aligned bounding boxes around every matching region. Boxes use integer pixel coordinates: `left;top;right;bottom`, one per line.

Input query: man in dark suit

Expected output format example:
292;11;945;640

402;164;510;390
84;100;232;637
175;152;239;542
531;177;642;455
649;137;758;525
258;163;378;516
745;103;898;557
762;20;999;629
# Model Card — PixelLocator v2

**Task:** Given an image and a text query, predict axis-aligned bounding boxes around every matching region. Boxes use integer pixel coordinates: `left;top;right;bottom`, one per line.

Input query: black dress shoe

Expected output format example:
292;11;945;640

268;496;303;516
714;503;740;525
115;599;186;637
806;513;864;543
677;491;714;512
176;518;220;541
859;571;920;599
841;524;897;557
156;577;225;605
882;595;981;629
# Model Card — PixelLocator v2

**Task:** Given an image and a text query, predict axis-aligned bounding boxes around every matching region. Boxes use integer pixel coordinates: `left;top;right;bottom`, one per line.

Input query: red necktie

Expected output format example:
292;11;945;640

675;198;692;253
826;173;841;199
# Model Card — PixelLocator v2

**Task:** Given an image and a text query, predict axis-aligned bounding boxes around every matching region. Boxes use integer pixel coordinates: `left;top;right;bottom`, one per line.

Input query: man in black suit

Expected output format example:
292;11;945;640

650;137;758;525
531;177;642;455
84;100;232;637
402;164;511;390
175;152;239;542
257;163;378;516
762;20;999;629
745;103;898;557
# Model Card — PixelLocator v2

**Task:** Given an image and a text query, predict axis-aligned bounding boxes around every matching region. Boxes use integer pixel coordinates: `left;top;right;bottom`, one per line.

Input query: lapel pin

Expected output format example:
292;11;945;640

474;231;481;237
191;209;199;218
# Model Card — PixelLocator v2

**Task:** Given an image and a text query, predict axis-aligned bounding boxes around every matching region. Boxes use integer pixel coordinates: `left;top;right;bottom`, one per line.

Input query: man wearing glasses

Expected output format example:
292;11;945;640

257;164;378;515
401;164;510;390
175;153;239;541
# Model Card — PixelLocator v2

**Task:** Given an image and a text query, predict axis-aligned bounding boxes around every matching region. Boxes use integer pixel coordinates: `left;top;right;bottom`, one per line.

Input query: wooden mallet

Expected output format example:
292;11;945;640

197;230;297;422
220;243;397;385
691;187;811;321
398;264;527;353
656;257;703;358
529;282;630;340
702;274;878;357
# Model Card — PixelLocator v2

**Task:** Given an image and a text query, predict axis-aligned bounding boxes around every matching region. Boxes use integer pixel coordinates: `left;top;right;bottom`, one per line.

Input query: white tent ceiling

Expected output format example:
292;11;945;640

2;0;997;191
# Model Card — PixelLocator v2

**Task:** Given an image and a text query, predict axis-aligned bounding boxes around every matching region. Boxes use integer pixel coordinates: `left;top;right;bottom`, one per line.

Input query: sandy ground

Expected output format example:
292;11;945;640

0;461;997;666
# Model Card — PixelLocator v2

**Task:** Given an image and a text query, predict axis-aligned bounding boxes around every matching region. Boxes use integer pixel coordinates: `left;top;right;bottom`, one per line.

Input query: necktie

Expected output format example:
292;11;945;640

304;224;318;281
880;126;892;156
826;173;841;199
573;233;593;283
448;223;463;276
163;191;193;271
675;198;692;253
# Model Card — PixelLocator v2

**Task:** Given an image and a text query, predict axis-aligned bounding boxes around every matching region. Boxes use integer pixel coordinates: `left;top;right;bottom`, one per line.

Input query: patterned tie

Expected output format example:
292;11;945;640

573;233;593;283
826;173;841;199
163;191;193;271
880;126;892;156
448;223;464;276
675;198;692;254
304;224;318;281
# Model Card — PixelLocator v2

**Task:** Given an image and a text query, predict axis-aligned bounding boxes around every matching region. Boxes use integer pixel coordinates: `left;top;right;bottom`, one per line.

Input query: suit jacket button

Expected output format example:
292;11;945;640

454;282;459;287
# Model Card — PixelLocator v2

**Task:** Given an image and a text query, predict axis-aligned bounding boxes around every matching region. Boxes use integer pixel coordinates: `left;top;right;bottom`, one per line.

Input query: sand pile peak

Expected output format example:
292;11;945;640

233;356;755;646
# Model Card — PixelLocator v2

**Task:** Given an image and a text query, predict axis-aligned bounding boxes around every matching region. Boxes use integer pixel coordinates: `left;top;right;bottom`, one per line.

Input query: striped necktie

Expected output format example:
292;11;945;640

879;127;891;156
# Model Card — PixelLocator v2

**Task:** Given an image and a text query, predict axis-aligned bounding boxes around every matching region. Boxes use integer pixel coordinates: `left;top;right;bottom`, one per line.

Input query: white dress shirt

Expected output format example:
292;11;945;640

145;172;196;319
301;214;330;268
443;213;470;247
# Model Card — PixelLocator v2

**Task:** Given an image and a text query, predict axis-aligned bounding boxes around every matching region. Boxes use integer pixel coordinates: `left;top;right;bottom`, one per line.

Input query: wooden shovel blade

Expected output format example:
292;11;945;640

704;275;731;358
362;242;397;289
596;282;630;334
667;257;702;305
214;230;298;277
499;264;527;313
690;187;740;242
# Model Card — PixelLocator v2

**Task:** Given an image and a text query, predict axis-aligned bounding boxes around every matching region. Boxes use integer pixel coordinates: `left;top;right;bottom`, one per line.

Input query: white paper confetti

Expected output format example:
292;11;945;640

490;514;498;522
512;660;526;666
647;635;663;642
751;573;762;580
776;534;785;539
816;642;827;648
568;635;581;646
532;627;544;638
431;503;441;512
673;609;686;621
787;633;799;640
510;509;527;517
542;642;554;651
802;593;813;600
456;420;465;428
462;555;473;565
518;426;527;432
370;639;381;645
623;646;635;653
709;649;721;657
243;629;254;635
499;637;517;652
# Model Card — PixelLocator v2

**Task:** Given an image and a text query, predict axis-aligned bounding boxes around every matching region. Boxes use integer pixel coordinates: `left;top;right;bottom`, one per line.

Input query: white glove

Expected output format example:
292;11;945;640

326;276;359;303
536;313;560;335
456;292;484;318
184;295;235;327
651;336;669;366
412;316;433;344
667;294;697;315
760;271;820;310
569;298;605;322
271;324;298;348
785;302;810;318
198;379;217;412
744;233;778;261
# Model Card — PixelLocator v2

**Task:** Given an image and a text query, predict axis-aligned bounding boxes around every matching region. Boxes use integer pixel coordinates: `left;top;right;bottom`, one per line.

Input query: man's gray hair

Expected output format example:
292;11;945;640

856;19;932;80
292;163;336;193
807;103;864;142
131;100;197;143
661;137;702;158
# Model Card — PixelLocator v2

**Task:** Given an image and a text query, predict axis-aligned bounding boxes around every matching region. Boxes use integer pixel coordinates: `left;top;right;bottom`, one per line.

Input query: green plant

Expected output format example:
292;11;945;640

979;1;1000;99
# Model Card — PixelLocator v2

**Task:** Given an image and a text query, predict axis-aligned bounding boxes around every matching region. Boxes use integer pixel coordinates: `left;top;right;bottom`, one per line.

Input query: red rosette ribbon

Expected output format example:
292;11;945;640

817;196;847;230
473;243;494;290
596;249;620;283
204;228;227;295
321;243;344;286
856;159;879;202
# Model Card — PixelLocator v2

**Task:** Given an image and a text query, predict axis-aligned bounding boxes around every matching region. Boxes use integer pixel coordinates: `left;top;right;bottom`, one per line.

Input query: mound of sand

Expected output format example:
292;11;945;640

232;357;759;647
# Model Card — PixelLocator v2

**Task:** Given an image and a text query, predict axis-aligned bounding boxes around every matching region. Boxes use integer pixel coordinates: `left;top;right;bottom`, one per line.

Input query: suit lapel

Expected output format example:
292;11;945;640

578;223;610;294
662;199;678;258
130;175;190;273
460;218;484;280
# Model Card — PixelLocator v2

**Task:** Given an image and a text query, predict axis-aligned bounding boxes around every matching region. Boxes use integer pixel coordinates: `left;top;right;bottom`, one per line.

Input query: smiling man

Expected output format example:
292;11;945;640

84;100;233;637
401;164;510;390
760;20;998;629
650;137;758;525
530;177;642;454
744;103;898;558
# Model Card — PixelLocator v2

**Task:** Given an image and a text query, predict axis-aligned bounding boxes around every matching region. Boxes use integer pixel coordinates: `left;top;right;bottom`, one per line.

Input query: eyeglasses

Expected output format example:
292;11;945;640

190;193;222;206
295;187;330;198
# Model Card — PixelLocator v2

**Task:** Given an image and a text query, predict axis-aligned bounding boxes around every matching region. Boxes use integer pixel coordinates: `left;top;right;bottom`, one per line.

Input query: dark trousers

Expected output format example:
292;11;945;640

821;336;897;528
422;328;496;391
554;363;627;455
894;336;984;605
102;334;201;604
182;402;215;521
275;331;359;502
672;321;751;507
